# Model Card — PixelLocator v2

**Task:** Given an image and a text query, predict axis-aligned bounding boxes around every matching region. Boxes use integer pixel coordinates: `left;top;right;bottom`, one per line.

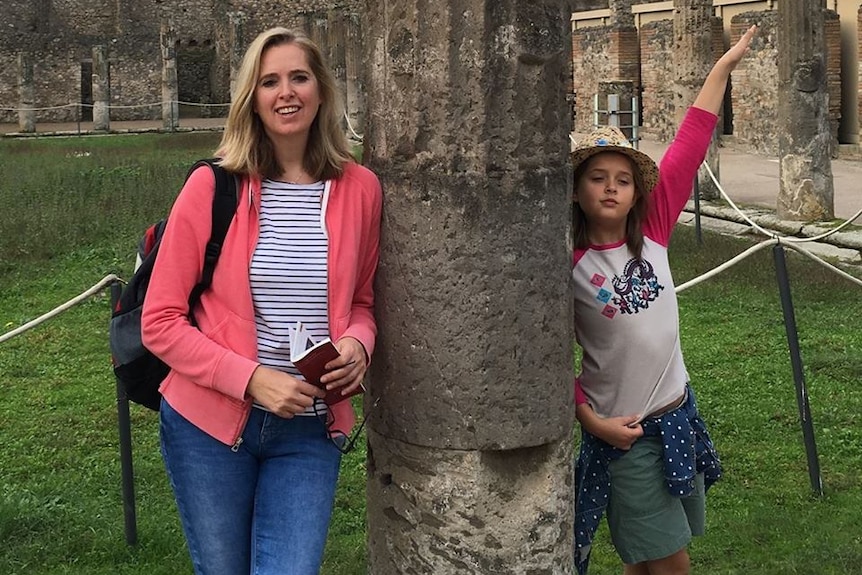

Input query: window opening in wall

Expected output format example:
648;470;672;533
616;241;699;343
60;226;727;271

80;61;93;122
723;82;733;135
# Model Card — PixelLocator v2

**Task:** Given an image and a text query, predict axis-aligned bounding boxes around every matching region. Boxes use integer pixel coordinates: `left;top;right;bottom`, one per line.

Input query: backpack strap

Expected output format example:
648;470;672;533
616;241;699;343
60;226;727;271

185;158;239;323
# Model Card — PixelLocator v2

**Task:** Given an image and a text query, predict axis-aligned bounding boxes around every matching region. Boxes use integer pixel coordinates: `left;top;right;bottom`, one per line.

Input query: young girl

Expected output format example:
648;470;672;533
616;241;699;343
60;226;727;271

572;26;757;575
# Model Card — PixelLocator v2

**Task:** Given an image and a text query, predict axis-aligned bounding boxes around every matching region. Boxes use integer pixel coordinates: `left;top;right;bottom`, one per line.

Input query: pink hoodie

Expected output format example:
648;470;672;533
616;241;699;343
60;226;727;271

142;162;382;446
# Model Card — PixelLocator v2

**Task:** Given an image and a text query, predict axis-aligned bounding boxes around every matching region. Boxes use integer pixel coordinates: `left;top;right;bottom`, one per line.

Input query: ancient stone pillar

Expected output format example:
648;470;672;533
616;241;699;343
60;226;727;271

777;0;834;220
364;1;574;573
17;53;35;133
92;45;110;131
161;20;179;131
344;12;365;140
228;11;246;100
609;0;635;28
212;0;233;108
674;0;719;200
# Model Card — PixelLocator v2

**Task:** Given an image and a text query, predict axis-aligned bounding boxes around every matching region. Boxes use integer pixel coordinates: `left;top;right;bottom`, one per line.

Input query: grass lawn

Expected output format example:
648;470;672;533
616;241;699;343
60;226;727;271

1;133;861;574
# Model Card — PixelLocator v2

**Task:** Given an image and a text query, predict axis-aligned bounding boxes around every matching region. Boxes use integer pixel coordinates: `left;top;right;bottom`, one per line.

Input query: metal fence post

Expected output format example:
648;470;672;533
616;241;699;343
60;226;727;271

110;281;138;545
772;244;824;497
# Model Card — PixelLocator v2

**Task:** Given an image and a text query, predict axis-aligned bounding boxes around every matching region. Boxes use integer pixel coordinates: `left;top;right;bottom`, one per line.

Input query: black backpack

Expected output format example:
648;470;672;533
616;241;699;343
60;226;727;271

109;159;238;411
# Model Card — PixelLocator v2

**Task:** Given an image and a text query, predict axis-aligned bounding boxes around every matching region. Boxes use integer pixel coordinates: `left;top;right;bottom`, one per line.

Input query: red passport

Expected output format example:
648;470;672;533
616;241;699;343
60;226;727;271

291;322;364;405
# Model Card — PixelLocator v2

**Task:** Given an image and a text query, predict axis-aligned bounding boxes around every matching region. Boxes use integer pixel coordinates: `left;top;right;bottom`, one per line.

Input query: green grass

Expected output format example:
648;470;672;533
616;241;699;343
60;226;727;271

1;133;862;573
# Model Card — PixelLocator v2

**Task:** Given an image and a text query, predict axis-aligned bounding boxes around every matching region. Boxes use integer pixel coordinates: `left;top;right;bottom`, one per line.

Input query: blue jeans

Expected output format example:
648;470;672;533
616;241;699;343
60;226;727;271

160;401;342;575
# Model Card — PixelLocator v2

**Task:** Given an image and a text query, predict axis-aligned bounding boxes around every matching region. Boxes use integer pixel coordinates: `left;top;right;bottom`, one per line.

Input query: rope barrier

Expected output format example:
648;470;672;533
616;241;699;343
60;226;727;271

344;111;363;141
0;274;121;345
676;237;778;293
0;100;232;113
702;161;862;241
670;160;862;294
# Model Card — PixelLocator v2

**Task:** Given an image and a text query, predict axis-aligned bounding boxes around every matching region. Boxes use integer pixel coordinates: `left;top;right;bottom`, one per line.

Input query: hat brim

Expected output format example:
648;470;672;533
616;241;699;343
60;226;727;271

571;145;659;194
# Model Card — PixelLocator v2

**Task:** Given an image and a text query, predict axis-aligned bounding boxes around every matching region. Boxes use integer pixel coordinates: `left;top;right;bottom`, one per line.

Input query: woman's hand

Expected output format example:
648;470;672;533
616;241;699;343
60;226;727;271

320;336;368;398
246;365;324;418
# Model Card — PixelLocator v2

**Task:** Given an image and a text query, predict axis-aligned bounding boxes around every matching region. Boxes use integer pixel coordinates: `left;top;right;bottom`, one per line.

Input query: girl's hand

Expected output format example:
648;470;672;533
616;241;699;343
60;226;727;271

593;415;644;451
320;336;368;398
576;403;643;450
720;24;757;71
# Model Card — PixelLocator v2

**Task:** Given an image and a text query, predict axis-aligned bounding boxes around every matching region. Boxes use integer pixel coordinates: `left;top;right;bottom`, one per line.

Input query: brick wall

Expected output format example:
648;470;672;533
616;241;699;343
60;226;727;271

571;24;638;133
825;10;841;151
858;5;862;136
639;20;674;140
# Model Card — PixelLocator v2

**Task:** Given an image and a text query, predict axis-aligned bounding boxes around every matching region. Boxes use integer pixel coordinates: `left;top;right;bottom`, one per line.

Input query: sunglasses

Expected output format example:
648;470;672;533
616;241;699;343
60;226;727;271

313;395;380;454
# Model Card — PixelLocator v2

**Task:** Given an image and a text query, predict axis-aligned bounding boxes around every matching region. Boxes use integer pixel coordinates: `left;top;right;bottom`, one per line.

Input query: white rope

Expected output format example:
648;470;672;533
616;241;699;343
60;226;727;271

677;235;862;293
175;100;231;108
1;100;232;113
677;162;862;294
344;111;363;141
676;238;778;293
784;241;862;288
0;274;122;345
0;103;79;112
702;161;862;242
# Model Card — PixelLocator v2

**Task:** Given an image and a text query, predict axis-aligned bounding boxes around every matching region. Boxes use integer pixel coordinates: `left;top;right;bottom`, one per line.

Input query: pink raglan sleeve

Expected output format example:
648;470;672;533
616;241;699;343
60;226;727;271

141;166;258;400
645;107;718;246
575;377;588;405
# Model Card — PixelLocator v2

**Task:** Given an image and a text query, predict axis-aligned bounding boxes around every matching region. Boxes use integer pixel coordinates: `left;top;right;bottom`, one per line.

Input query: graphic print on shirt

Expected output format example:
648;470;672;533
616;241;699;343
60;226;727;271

590;257;664;318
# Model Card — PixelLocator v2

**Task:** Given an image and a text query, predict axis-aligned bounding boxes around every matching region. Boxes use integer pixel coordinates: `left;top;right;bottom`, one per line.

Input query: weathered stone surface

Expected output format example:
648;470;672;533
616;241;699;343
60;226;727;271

17;52;35;133
92;44;110;131
674;0;720;200
365;0;574;451
161;20;179;130
364;1;575;572
367;429;573;575
777;1;834;220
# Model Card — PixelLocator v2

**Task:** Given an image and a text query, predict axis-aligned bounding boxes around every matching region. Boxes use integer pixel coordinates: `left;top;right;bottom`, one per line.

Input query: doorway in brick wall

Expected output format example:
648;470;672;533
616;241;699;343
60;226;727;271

80;61;93;122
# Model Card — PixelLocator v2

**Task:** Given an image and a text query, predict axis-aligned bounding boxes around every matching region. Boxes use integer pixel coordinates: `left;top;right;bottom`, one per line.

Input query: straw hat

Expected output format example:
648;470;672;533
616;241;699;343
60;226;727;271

570;126;659;193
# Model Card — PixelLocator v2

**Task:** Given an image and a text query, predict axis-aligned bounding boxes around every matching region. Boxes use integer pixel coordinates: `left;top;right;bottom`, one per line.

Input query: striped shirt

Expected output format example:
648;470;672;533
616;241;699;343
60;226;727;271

250;179;329;416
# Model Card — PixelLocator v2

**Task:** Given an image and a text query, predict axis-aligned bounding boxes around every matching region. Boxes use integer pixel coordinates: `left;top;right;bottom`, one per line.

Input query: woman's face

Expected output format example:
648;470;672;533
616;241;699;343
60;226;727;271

253;42;321;143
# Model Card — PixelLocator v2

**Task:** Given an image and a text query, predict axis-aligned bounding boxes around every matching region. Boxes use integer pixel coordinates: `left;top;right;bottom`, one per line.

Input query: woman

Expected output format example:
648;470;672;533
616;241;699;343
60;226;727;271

142;27;382;575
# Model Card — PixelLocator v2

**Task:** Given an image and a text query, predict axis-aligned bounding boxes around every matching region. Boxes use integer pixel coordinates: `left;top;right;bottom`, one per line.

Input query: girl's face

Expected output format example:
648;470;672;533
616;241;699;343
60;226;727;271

574;151;638;237
253;42;321;143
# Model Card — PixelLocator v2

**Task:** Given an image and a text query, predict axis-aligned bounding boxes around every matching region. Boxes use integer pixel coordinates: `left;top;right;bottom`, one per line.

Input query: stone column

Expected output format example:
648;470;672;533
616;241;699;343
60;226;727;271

777;0;834;220
17;52;35;133
609;0;635;28
92;45;110;131
673;0;719;199
344;12;365;140
212;0;233;108
161;20;179;131
364;1;574;573
228;11;246;100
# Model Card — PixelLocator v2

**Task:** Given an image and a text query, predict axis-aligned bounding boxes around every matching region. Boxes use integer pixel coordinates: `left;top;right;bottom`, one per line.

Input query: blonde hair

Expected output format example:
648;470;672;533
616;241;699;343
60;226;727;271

215;27;353;180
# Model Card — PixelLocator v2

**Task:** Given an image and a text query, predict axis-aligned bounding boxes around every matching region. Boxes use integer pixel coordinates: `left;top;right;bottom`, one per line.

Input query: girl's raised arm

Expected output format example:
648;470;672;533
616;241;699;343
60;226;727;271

693;24;757;115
